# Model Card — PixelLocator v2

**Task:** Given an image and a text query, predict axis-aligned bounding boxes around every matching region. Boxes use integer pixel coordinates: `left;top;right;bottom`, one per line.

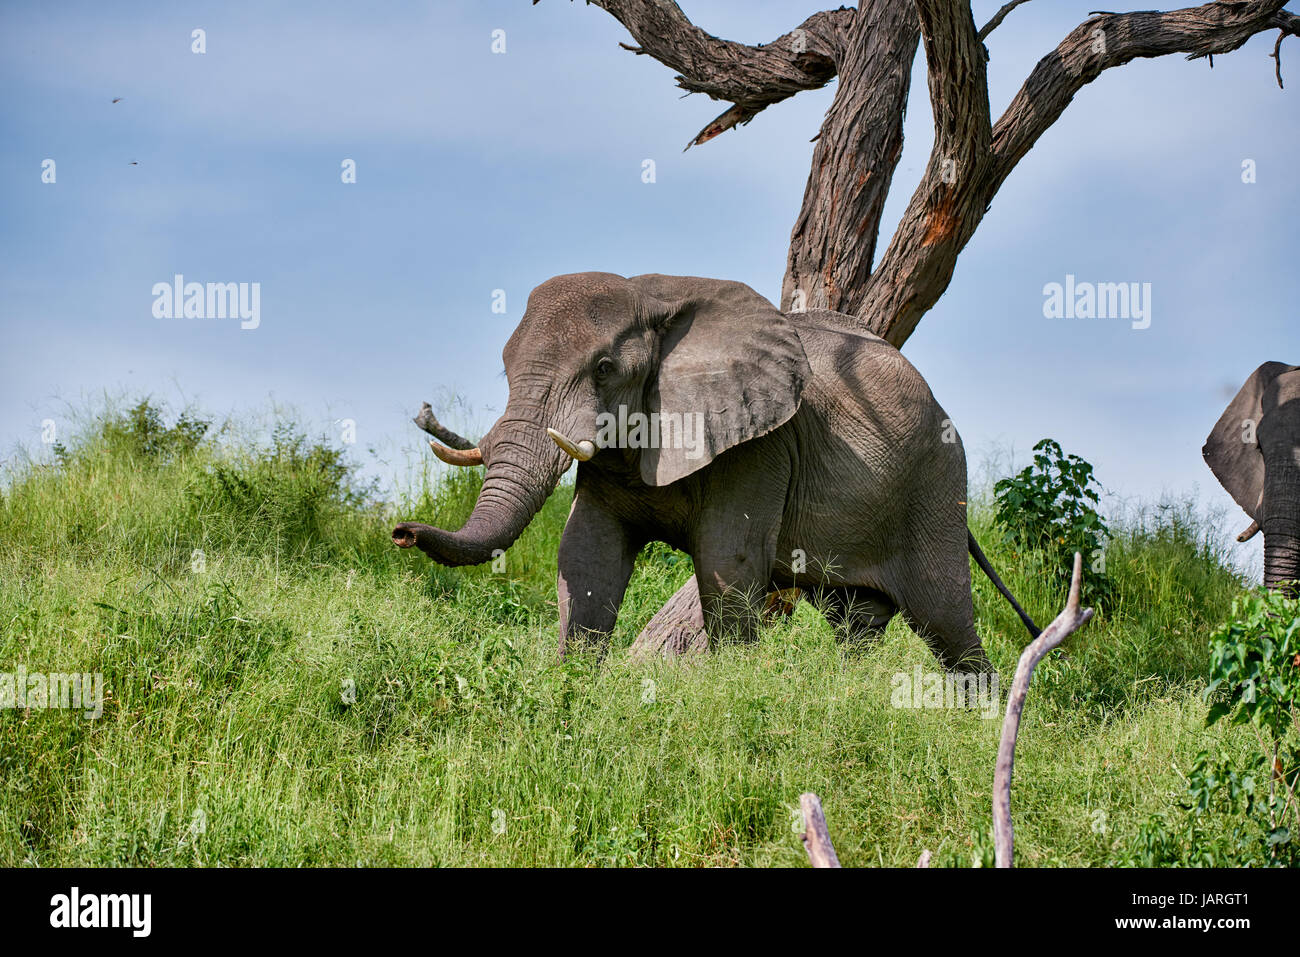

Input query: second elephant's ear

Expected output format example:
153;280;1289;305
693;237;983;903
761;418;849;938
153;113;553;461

630;274;810;487
1203;361;1299;517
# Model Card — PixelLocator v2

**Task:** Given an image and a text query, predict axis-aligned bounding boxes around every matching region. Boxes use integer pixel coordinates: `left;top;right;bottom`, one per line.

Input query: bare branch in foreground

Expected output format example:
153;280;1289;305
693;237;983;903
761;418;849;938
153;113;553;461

799;793;842;868
993;552;1095;868
412;402;475;451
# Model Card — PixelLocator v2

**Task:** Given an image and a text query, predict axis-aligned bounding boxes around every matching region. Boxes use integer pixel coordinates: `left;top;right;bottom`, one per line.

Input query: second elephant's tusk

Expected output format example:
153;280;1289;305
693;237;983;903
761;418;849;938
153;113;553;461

1237;518;1261;542
428;441;483;467
546;428;596;462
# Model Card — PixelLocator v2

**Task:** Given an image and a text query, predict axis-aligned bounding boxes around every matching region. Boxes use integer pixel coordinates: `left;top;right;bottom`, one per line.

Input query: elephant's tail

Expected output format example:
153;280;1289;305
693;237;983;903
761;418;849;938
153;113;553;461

967;530;1041;640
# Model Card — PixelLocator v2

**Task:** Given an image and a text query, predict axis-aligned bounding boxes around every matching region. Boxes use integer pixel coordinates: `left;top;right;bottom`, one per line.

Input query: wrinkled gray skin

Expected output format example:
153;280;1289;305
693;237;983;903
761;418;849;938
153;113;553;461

1204;362;1300;594
395;273;1001;672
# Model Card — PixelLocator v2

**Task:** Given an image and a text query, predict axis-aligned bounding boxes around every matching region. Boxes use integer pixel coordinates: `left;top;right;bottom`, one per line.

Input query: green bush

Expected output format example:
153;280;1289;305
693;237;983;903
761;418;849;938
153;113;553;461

993;438;1113;605
191;422;365;548
1191;589;1300;864
102;399;211;462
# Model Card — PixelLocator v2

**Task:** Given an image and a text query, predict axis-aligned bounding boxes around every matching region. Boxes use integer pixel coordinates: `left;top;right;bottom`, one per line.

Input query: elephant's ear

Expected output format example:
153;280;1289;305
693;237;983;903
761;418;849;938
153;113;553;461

1203;361;1299;517
630;275;810;487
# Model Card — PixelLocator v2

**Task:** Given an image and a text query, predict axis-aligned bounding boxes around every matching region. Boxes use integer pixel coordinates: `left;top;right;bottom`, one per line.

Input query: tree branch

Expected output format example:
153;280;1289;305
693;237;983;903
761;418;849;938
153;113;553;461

917;0;992;165
781;1;921;315
991;1;1292;179
799;554;1093;869
978;0;1035;42
1268;9;1300;87
571;0;856;147
799;792;842;868
862;0;1294;347
993;553;1094;868
856;0;992;345
412;402;475;451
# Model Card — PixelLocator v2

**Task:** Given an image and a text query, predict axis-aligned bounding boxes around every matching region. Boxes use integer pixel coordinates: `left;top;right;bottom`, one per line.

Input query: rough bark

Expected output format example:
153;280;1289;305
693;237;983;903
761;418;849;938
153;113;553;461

781;2;919;316
629;576;709;658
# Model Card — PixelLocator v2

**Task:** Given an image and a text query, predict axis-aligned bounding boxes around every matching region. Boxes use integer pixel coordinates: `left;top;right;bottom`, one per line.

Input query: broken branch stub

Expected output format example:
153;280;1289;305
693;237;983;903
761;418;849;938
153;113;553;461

413;401;475;451
799;792;841;869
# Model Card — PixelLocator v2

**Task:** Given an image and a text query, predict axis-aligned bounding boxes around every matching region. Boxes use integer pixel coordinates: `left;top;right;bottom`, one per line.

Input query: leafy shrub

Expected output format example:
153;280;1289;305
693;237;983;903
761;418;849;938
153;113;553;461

191;422;365;546
993;439;1112;602
102;399;210;462
1188;589;1300;864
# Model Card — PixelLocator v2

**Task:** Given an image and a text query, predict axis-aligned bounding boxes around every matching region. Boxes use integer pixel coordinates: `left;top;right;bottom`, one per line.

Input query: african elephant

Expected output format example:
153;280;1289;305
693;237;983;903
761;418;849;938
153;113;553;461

393;273;1038;673
1204;361;1300;593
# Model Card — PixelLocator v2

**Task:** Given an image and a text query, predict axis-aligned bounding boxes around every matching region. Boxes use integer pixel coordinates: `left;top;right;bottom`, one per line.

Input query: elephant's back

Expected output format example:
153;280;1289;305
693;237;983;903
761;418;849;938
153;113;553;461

789;310;949;453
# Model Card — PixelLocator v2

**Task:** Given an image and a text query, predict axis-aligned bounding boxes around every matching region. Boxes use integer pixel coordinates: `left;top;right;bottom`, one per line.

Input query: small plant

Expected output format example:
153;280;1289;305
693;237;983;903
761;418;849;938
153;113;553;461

993;439;1111;600
1188;589;1300;864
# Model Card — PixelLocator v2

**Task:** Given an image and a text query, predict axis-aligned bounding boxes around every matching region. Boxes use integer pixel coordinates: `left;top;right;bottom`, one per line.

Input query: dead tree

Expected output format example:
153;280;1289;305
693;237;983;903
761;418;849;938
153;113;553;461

535;0;1296;654
801;552;1094;867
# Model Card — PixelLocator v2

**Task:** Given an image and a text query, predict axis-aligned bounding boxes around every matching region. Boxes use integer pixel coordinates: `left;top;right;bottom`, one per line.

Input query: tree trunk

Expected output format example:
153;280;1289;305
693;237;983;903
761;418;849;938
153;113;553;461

780;3;919;317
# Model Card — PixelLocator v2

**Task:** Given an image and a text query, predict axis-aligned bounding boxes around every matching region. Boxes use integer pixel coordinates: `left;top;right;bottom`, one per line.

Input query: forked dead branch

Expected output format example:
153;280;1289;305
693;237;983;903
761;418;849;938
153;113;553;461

801;553;1095;867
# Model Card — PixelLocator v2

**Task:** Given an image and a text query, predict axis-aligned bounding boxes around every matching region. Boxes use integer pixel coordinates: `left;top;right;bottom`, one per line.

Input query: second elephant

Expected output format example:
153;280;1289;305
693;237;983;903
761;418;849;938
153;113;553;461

1204;361;1300;593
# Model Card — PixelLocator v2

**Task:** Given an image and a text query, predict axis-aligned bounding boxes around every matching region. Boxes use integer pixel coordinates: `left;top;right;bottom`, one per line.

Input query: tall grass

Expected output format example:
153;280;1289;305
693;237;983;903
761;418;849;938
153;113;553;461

0;400;1266;866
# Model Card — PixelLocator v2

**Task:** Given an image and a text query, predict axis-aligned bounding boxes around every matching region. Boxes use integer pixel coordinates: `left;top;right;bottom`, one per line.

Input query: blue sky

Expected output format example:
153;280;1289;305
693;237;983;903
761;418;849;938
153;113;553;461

1;1;1296;576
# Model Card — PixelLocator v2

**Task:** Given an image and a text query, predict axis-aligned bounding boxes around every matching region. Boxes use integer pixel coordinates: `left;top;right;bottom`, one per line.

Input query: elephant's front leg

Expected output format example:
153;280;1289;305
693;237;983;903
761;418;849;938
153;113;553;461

691;460;788;645
557;490;642;657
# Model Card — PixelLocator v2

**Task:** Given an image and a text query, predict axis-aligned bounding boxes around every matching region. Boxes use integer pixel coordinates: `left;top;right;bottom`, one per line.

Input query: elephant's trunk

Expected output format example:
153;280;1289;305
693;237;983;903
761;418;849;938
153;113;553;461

1262;461;1300;595
393;402;573;566
1263;517;1300;596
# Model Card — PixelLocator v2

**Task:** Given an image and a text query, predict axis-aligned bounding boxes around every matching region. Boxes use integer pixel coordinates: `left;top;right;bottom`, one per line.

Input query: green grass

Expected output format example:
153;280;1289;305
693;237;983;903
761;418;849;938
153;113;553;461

0;400;1270;866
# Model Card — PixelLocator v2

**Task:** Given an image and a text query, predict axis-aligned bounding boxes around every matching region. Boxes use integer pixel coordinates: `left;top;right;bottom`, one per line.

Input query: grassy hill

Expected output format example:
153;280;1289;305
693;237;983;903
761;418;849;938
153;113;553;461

0;400;1272;866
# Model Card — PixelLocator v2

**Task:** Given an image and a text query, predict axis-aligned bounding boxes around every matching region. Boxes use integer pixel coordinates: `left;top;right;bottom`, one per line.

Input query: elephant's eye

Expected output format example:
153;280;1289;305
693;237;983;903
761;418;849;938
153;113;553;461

594;357;616;381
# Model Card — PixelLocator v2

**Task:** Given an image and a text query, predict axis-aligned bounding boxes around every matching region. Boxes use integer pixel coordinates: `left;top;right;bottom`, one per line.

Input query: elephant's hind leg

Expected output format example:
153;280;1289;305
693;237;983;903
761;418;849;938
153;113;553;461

892;550;994;675
900;602;993;675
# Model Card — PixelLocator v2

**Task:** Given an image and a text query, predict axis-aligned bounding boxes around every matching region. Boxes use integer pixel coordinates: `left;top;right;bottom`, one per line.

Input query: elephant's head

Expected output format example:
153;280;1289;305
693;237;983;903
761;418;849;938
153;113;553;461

392;272;810;565
1204;361;1300;592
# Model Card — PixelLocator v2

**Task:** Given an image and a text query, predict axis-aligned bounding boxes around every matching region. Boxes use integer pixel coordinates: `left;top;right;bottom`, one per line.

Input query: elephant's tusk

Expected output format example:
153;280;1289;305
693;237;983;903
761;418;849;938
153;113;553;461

1237;518;1261;542
546;427;596;462
428;441;483;467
